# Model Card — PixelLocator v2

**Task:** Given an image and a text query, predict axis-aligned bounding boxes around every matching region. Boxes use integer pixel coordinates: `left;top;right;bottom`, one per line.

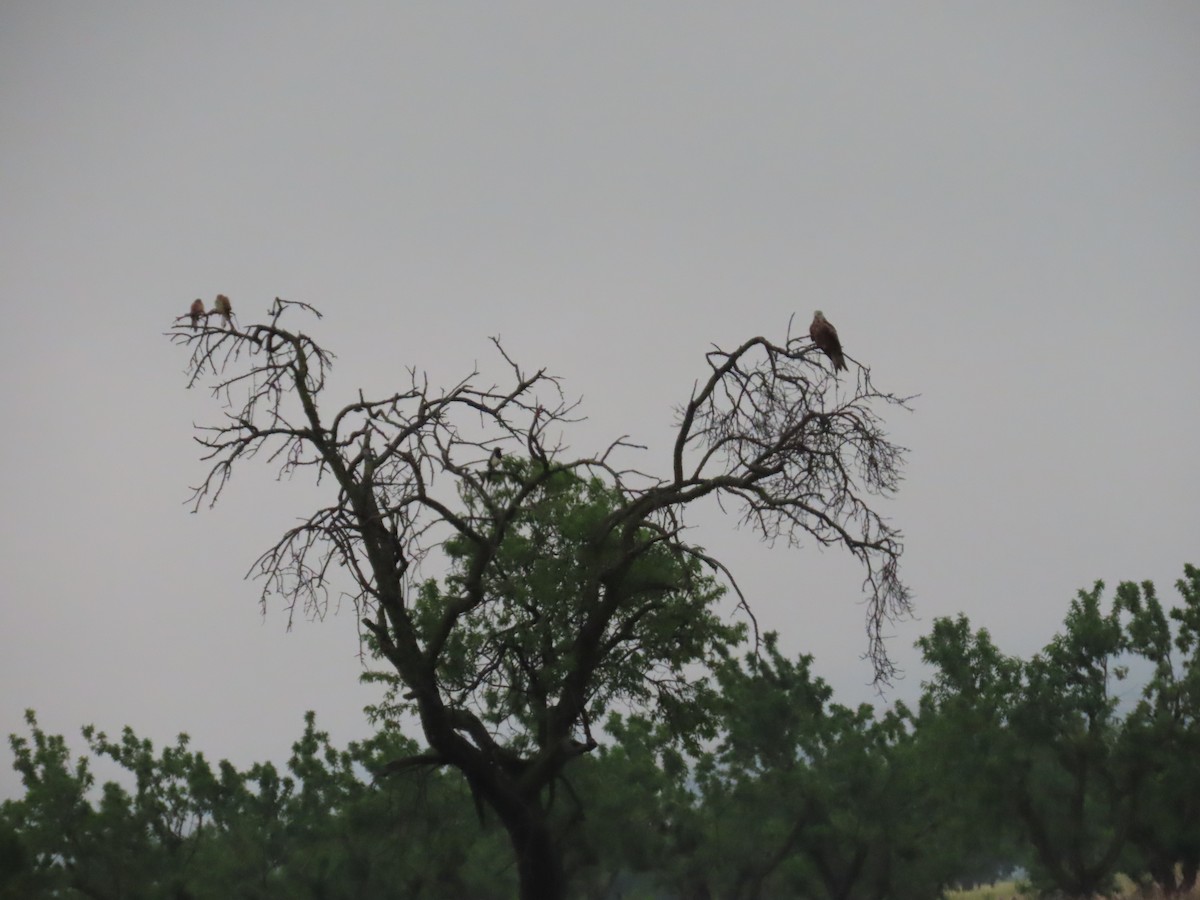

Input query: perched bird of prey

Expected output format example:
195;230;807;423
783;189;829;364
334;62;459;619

211;294;233;327
188;298;205;330
809;310;847;372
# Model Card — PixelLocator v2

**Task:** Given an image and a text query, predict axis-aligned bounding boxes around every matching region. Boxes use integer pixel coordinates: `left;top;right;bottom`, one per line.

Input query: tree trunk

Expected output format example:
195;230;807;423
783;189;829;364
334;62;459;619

500;803;565;900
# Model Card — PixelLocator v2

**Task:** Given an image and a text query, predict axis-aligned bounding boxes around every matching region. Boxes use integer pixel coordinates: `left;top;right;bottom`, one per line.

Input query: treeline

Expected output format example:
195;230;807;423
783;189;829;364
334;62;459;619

3;564;1198;899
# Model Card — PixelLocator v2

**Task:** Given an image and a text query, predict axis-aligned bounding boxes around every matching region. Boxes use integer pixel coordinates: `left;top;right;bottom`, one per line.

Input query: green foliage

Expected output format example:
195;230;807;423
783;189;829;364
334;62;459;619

1118;565;1200;895
1;712;513;899
667;635;969;899
918;566;1200;898
7;565;1198;898
549;713;696;898
369;464;743;753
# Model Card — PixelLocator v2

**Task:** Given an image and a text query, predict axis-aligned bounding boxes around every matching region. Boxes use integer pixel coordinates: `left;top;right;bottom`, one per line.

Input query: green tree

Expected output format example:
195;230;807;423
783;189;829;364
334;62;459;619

1116;564;1200;896
1009;583;1144;897
2;709;226;899
919;580;1158;899
2;711;512;899
546;712;695;898
169;299;911;899
679;635;968;900
910;618;1026;889
2;710;97;898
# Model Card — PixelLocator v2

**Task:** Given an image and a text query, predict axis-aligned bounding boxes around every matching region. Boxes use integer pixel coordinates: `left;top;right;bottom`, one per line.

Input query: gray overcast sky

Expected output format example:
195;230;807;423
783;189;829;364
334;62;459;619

2;4;1198;798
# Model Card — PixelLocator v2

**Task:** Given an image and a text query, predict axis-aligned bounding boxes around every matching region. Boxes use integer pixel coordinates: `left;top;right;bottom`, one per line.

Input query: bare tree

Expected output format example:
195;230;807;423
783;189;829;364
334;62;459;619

170;298;912;900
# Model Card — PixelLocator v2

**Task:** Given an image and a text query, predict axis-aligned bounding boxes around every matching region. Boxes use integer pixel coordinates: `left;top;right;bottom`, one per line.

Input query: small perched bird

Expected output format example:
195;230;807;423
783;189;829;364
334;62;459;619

188;298;205;330
486;447;503;481
211;294;233;327
809;310;847;372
